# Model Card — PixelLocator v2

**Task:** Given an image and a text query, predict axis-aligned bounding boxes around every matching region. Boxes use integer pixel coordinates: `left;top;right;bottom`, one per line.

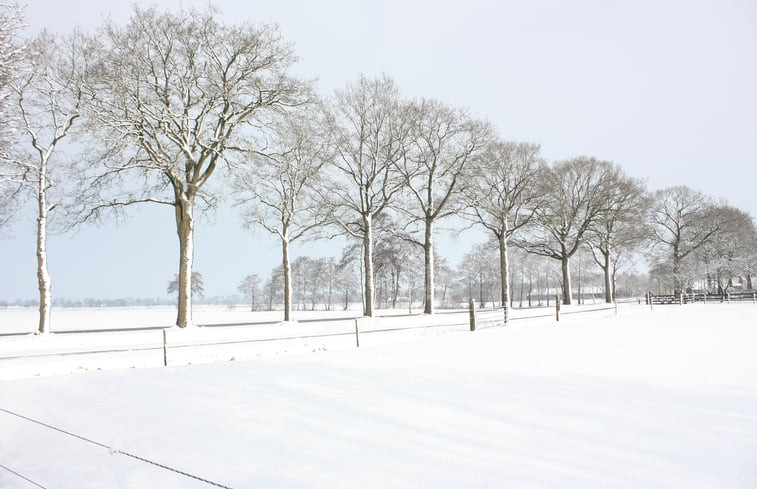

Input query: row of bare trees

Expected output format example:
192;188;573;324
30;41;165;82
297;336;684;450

2;5;755;335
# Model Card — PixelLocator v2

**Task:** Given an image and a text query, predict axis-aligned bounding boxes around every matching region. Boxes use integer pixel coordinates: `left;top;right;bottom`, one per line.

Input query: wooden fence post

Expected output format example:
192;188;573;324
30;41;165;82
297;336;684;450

648;292;653;310
555;294;560;322
163;329;168;367
727;293;731;304
753;292;755;304
469;299;477;331
354;318;360;347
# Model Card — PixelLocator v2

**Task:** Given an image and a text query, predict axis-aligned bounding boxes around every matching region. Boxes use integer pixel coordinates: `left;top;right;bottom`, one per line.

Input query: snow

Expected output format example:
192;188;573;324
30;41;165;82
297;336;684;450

1;303;756;488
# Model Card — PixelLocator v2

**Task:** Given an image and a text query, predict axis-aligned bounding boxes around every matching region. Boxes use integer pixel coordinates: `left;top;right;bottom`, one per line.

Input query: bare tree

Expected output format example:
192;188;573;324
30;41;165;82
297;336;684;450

585;165;649;302
5;32;89;334
238;274;260;311
235;107;331;321
463;139;544;311
695;206;756;293
77;6;309;327
395;98;491;314
0;3;27;230
167;272;204;299
325;75;408;316
648;186;722;296
518;157;614;305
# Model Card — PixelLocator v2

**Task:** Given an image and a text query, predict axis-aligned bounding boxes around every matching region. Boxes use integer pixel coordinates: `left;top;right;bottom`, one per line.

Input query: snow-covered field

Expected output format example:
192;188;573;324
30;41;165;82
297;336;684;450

1;303;756;488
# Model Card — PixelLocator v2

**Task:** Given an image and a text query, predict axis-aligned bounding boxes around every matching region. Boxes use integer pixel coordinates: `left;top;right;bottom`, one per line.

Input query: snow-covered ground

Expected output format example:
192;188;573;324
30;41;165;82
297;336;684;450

1;303;756;488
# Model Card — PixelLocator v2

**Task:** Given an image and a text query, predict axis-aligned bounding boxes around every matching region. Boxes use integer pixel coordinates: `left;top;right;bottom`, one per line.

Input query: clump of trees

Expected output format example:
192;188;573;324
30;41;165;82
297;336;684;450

2;4;755;334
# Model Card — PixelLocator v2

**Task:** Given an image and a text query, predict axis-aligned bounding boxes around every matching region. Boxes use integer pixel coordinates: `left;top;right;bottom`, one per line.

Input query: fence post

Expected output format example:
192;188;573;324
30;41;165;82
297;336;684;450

680;293;684;305
354;318;360;347
614;300;618;316
162;329;168;367
555;294;560;322
727;293;731;304
753;292;755;304
648;292;653;310
469;299;477;331
703;293;706;304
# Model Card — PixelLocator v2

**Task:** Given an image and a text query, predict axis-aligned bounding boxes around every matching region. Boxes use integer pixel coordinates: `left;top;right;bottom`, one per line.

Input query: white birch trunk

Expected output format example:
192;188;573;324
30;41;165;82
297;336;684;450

36;162;51;334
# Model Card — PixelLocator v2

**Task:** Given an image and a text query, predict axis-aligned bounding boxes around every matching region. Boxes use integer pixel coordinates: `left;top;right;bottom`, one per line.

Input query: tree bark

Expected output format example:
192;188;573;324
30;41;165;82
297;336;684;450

423;217;434;314
602;250;612;303
282;237;292;321
362;215;374;316
36;166;51;335
175;197;194;328
498;232;511;308
561;255;572;305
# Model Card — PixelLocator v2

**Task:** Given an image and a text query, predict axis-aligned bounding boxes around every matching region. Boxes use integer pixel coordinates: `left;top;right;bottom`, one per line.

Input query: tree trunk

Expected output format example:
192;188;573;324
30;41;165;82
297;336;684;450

282;238;292;321
672;247;682;296
747;272;753;290
36;166;51;335
423;217;434;314
497;232;510;308
603;250;612;303
561;256;572;305
175;197;194;328
363;215;374;316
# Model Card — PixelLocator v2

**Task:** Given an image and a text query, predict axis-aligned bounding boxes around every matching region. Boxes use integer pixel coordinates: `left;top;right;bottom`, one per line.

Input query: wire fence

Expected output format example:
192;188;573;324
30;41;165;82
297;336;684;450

0;407;232;488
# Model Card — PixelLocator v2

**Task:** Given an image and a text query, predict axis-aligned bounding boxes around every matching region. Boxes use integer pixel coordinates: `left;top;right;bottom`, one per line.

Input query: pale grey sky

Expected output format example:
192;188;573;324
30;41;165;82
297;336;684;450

2;0;756;301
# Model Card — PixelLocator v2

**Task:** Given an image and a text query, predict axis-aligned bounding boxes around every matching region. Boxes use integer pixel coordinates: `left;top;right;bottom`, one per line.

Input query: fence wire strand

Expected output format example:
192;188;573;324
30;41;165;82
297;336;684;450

0;408;232;489
0;462;48;488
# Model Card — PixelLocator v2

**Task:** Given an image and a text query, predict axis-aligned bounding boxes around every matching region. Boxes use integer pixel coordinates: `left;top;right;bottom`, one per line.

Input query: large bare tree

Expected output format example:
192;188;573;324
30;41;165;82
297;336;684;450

78;6;308;327
586;165;648;302
395;98;491;314
648;186;721;296
463;139;544;312
518;157;614;305
325;75;408;317
234;108;331;321
5;32;89;333
0;3;26;230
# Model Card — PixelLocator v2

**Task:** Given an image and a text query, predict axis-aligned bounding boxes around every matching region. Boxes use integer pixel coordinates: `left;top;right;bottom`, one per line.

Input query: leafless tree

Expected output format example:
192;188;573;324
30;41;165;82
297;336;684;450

648;186;722;295
585;165;649;302
167;271;204;299
395;98;491;314
458;241;499;307
238;274;260;311
5;31;89;333
0;3;27;230
463;139;544;311
695;206;756;293
77;6;309;327
517;157;614;305
325;75;408;316
235;107;331;321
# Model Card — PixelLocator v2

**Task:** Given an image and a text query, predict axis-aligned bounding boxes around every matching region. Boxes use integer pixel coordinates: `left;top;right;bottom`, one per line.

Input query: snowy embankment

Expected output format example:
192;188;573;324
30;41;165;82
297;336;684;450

1;303;756;488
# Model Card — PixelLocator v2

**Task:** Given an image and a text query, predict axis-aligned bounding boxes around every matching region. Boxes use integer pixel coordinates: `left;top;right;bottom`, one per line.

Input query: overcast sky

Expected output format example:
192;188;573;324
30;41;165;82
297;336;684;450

2;0;755;301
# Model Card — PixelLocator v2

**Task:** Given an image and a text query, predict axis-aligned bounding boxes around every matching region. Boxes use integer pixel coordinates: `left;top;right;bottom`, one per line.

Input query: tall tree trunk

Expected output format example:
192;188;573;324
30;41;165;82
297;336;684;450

603;249;612;303
175;197;194;328
747;272;753;291
561;255;572;305
424;217;434;314
672;246;682;296
497;232;510;308
282;237;292;321
363;215;374;316
36;165;51;335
